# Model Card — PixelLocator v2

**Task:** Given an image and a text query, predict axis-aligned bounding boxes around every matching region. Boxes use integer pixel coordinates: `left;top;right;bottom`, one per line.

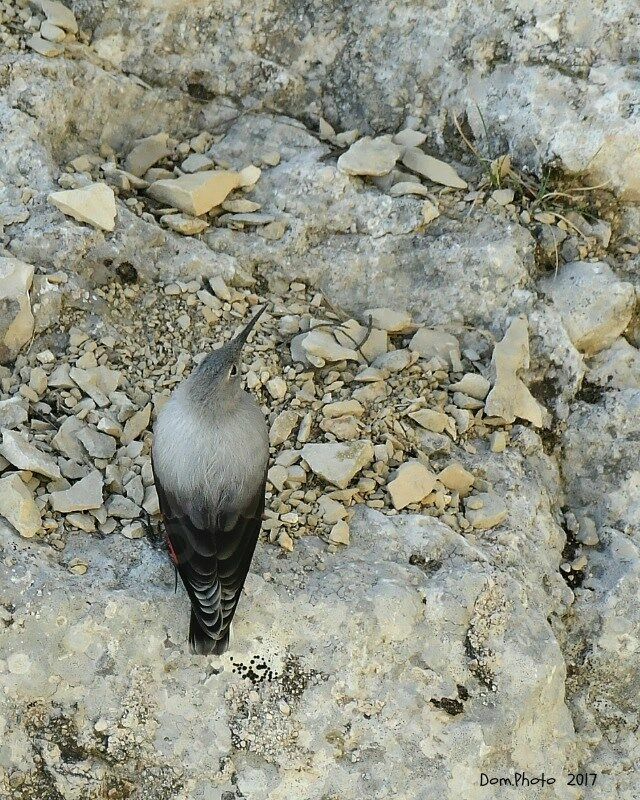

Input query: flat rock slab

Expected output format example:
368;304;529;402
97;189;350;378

40;0;78;32
401;147;467;189
387;460;437;509
50;470;104;513
148;171;241;216
0;429;60;479
485;317;546;427
465;492;508;529
0;256;34;365
0;474;41;537
124;133;171;177
48;183;117;231
337;136;402;176
301;440;374;489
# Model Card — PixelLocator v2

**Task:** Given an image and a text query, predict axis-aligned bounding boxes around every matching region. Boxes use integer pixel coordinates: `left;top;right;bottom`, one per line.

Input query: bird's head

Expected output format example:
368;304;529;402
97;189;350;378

190;305;266;405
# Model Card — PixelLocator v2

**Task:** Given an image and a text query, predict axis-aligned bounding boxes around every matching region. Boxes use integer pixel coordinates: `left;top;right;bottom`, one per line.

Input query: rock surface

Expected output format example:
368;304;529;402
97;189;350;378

541;261;635;355
0;257;34;365
0;2;639;797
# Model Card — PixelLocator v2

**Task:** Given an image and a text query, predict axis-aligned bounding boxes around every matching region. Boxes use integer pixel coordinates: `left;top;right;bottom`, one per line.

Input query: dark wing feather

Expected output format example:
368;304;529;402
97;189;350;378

153;464;266;655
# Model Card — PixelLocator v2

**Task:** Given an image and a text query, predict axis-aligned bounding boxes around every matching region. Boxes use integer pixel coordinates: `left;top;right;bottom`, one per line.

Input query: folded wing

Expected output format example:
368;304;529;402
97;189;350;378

154;470;265;654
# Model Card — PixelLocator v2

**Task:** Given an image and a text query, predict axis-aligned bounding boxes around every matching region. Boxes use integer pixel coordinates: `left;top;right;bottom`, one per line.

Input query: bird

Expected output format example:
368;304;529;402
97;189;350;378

152;305;269;654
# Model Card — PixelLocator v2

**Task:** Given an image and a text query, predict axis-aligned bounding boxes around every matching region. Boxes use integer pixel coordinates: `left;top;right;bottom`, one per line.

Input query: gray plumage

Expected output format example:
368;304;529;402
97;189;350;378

152;307;269;654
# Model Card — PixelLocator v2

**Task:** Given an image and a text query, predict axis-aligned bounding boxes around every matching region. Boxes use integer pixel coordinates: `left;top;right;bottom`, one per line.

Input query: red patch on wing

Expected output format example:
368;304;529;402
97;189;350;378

165;534;179;565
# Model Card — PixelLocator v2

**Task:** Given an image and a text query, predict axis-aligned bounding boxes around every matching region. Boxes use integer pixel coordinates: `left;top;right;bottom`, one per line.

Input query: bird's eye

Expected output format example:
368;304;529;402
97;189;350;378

229;364;238;378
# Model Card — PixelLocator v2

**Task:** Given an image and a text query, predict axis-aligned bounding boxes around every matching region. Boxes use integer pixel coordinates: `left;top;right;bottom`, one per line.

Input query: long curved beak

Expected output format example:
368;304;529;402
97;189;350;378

233;305;266;348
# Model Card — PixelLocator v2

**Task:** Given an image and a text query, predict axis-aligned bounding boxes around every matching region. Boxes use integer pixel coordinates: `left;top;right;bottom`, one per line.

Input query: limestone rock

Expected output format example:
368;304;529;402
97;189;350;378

181;153;213;173
409;328;461;367
540;261;636;355
465;492;508;530
448;373;490;400
50;470;104;513
40;21;66;43
161;213;209;235
121;403;152;444
485;317;546;427
48;183;117;232
0;257;34;365
0;474;41;538
269;410;299;446
389;182;430;197
40;0;78;33
328;519;350;545
147;171;241;216
299;329;360;366
301;441;374;489
106;495;142;519
588;338;640;389
52;416;85;461
70;366;121;407
337;136;402;176
124;133;171;177
393;129;427;147
438;463;474;496
401;148;467;189
77;427;117;459
0;430;60;480
322;400;364;418
27;35;64;57
363;307;413;333
421;200;440;224
387;460;437;510
409;409;455;437
0;398;28;430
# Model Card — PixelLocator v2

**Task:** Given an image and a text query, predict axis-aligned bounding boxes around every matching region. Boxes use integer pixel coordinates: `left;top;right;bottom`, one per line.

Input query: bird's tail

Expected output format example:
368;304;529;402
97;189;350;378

188;610;230;655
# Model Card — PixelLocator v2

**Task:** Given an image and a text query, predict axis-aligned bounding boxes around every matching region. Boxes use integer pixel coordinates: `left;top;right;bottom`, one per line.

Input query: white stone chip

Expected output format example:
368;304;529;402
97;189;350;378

0;474;42;538
0;257;34;365
387;460;437;510
301;441;374;489
50;470;103;513
465;492;508;529
148;171;241;216
540;261;636;355
48;183;117;232
0;430;61;479
401;147;467;189
39;0;78;33
409;328;461;367
337;136;402;177
485;317;546;427
124;133;171;177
